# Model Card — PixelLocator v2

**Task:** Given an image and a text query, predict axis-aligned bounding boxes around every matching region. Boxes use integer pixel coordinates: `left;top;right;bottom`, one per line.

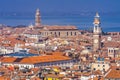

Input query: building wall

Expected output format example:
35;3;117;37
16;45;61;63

108;47;119;58
107;32;120;36
0;48;14;54
81;76;91;80
42;30;79;38
91;61;110;71
2;63;34;69
24;34;41;39
2;59;75;69
35;60;74;68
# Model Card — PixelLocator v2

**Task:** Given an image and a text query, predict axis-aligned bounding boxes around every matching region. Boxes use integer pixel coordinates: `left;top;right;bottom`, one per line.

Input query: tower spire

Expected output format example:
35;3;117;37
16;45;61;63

95;12;99;18
35;8;41;27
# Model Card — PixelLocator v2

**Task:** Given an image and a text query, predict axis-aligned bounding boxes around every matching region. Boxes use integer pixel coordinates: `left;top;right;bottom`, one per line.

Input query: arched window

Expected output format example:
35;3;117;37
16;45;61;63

67;32;68;36
71;32;72;36
55;32;57;37
58;32;60;36
74;32;76;35
55;32;56;35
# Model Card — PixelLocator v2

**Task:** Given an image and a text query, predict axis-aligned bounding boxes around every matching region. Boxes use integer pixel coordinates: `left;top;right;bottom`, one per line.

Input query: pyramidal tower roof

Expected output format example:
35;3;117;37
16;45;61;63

95;12;100;18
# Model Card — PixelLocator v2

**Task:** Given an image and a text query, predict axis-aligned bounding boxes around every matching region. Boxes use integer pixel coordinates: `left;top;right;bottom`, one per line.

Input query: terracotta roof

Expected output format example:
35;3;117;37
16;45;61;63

82;72;91;76
44;25;78;30
24;29;40;35
1;57;17;63
1;54;71;64
45;74;64;78
0;37;25;47
29;49;39;54
19;55;71;64
105;68;120;79
89;76;104;80
0;76;10;80
92;70;102;75
104;41;120;48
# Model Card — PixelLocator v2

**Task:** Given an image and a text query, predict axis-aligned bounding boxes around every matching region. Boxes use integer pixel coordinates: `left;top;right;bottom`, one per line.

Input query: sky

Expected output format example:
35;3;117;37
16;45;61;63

0;0;119;13
0;0;120;32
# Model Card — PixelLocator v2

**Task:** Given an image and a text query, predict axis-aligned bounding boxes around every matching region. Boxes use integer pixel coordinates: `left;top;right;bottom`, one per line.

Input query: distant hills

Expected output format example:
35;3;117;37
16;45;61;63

0;24;27;28
0;11;120;17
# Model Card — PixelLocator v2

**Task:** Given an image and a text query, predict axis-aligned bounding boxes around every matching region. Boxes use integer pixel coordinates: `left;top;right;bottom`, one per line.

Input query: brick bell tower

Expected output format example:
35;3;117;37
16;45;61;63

35;8;41;27
93;12;102;51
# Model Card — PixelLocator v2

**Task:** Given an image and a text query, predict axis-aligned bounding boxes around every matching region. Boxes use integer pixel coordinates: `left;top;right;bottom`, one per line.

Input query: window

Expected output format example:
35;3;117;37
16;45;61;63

55;32;56;34
71;32;72;36
67;32;68;36
108;50;110;53
54;32;57;37
74;32;76;35
98;65;100;67
114;50;116;53
58;32;60;36
103;65;105;67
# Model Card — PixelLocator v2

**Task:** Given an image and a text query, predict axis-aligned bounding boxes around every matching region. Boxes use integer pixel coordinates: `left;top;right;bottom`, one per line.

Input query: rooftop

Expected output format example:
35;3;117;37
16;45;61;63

44;25;78;30
2;52;71;64
4;50;39;58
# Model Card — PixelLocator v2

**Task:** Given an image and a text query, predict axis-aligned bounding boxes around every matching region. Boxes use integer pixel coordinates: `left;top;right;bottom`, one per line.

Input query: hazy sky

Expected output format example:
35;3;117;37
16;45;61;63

0;0;120;31
0;0;119;13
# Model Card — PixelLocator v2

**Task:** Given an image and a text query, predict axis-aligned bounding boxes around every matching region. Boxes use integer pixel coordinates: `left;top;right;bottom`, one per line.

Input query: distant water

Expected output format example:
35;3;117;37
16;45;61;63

0;14;120;32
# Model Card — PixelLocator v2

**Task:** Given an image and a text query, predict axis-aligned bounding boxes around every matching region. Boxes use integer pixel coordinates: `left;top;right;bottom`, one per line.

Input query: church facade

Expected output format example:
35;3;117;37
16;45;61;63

41;25;79;38
25;9;79;38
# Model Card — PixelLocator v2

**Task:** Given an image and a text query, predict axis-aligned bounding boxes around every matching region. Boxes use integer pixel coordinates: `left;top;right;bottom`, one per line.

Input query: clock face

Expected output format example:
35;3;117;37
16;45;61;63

94;39;98;43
